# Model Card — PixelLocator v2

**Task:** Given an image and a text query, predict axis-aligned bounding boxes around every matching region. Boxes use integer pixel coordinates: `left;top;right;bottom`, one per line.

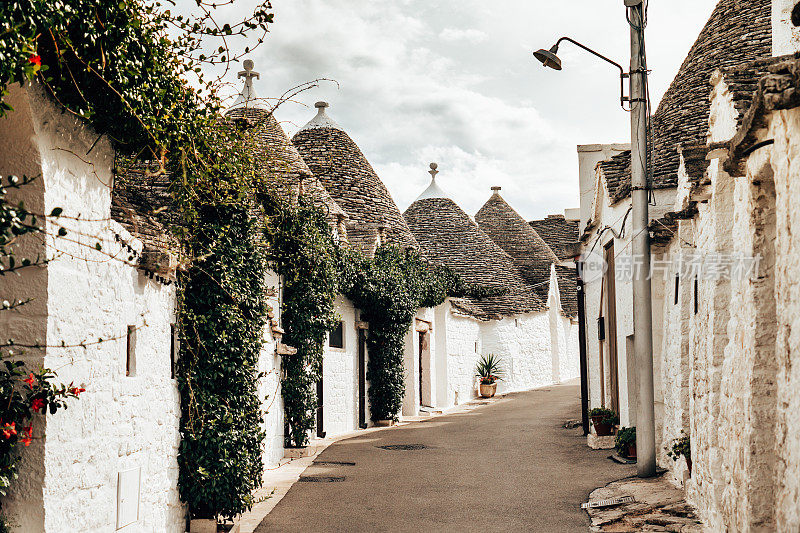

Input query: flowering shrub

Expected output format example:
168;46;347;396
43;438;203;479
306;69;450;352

0;358;82;529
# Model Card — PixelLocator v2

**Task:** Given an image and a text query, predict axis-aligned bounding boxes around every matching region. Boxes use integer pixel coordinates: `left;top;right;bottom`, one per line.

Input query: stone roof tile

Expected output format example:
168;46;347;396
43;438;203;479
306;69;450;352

292;104;418;252
605;0;772;204
403;196;546;319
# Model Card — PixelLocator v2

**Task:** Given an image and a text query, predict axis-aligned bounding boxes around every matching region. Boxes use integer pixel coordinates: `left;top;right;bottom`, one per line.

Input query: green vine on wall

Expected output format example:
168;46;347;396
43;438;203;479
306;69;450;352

1;0;276;523
260;194;339;448
176;202;269;520
340;247;454;421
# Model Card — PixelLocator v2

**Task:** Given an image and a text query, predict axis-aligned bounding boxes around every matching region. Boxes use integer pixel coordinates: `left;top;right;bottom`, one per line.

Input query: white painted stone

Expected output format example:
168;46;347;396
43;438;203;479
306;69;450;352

0;84;184;531
773;0;800;56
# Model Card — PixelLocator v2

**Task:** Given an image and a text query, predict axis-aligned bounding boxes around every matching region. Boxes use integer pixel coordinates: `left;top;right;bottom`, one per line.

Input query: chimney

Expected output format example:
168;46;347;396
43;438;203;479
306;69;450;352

773;0;800;56
377;223;387;246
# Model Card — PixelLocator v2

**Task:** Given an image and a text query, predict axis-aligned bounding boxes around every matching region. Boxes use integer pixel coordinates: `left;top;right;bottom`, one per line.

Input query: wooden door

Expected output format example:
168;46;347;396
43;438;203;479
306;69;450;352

604;242;620;413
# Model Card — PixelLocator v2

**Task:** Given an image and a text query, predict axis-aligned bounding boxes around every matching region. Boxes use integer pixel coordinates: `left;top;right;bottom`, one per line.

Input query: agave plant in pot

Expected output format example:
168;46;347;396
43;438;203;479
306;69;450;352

476;354;504;398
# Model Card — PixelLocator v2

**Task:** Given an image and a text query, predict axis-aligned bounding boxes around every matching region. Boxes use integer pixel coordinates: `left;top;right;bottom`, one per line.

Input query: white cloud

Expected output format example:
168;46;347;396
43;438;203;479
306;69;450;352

201;0;719;221
439;28;489;44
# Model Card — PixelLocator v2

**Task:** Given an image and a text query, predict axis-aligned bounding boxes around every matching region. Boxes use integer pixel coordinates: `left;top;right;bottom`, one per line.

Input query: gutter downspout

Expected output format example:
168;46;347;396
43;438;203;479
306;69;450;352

577;261;590;435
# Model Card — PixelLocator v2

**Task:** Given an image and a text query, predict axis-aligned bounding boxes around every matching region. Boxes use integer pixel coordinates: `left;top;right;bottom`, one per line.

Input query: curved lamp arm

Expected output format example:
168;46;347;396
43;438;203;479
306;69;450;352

539;37;630;110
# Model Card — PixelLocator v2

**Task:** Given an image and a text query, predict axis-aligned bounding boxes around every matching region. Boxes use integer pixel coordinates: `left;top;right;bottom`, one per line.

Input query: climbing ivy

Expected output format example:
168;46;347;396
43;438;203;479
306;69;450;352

340;247;448;421
0;0;276;523
260;195;339;448
176;202;269;521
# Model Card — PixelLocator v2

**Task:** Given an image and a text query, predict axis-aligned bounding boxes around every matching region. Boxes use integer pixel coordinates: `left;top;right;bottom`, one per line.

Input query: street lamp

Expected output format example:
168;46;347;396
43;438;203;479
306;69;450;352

533;37;628;109
534;0;657;479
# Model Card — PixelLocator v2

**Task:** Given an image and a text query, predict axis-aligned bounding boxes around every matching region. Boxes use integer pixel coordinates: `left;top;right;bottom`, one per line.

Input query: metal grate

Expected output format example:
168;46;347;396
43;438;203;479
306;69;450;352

377;444;427;451
298;475;346;483
313;460;356;466
581;496;635;509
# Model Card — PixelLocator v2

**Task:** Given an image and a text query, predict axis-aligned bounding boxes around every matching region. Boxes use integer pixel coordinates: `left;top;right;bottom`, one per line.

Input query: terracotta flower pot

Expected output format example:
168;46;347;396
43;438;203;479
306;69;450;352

591;416;614;437
479;382;497;398
627;442;637;459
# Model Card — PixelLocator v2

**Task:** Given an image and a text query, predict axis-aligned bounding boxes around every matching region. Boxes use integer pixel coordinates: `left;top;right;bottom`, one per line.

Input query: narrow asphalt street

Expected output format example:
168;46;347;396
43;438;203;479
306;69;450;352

255;381;635;532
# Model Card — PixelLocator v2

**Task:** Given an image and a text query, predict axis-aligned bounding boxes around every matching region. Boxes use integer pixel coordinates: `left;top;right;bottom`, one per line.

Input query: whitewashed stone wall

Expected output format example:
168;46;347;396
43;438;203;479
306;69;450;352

0;85;184;531
443;309;481;407
260;271;283;467
762;105;800;532
654;224;694;482
580;165;673;427
322;296;359;435
772;0;800;56
434;294;578;410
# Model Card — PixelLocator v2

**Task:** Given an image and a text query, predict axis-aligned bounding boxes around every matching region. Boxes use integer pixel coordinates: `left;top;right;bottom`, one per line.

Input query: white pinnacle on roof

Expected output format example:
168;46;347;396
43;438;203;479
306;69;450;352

414;163;449;201
230;59;269;110
298;101;344;132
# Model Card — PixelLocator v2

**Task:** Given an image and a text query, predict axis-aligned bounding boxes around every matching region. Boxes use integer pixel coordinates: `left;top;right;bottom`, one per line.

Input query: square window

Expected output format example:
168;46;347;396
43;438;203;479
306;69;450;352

170;324;179;380
328;321;344;349
126;325;136;377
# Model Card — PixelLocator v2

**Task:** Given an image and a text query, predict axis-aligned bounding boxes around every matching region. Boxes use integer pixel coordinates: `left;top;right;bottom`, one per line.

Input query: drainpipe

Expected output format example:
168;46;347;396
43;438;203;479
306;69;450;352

576;261;590;435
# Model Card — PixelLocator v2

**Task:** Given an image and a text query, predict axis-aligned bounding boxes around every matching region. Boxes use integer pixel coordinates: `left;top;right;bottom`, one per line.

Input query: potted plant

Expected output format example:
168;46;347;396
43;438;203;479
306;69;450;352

615;426;636;459
475;354;504;398
667;432;691;475
589;407;618;436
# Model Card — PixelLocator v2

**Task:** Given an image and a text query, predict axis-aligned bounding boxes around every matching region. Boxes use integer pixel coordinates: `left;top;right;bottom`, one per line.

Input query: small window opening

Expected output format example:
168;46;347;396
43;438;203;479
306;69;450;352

126;325;137;376
694;277;699;315
792;2;800;27
328;321;344;349
170;324;178;380
474;340;479;353
674;274;680;305
514;318;519;328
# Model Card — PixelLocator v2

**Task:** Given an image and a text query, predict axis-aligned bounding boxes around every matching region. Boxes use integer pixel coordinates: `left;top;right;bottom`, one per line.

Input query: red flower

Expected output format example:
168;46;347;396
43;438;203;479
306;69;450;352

20;425;32;447
1;422;16;440
23;373;36;389
28;55;41;67
31;398;46;412
69;387;85;396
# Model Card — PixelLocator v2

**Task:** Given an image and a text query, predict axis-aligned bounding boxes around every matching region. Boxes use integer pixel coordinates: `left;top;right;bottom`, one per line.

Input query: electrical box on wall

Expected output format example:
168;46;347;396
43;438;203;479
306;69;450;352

116;467;141;529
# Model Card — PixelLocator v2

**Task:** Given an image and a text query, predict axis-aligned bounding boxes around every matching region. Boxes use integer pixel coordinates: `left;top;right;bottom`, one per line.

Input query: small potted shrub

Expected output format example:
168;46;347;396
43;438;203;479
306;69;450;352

667;432;691;475
475;354;504;398
615;426;636;458
589;407;618;436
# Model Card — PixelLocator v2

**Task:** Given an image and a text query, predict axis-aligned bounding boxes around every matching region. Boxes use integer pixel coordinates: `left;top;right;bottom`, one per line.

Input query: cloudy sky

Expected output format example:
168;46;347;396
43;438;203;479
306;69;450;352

210;0;716;221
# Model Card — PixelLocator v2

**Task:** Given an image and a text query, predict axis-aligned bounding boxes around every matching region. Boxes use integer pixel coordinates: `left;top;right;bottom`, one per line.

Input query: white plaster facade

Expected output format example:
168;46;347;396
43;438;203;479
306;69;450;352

772;0;800;55
424;275;580;412
578;147;675;427
321;295;369;434
0;85;185;531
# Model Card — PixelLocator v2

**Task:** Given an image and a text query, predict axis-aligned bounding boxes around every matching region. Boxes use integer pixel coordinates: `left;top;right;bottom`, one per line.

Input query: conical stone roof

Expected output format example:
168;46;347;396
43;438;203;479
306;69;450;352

475;188;558;300
403;196;546;319
292;102;417;254
225;68;345;222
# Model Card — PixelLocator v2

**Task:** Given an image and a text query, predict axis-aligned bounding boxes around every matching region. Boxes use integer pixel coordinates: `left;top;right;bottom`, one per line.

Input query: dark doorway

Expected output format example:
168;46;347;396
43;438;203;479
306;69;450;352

419;331;425;406
358;328;367;429
316;376;325;438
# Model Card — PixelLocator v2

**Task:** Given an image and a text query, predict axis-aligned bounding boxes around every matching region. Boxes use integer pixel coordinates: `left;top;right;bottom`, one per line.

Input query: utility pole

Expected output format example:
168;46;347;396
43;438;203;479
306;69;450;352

626;0;656;478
